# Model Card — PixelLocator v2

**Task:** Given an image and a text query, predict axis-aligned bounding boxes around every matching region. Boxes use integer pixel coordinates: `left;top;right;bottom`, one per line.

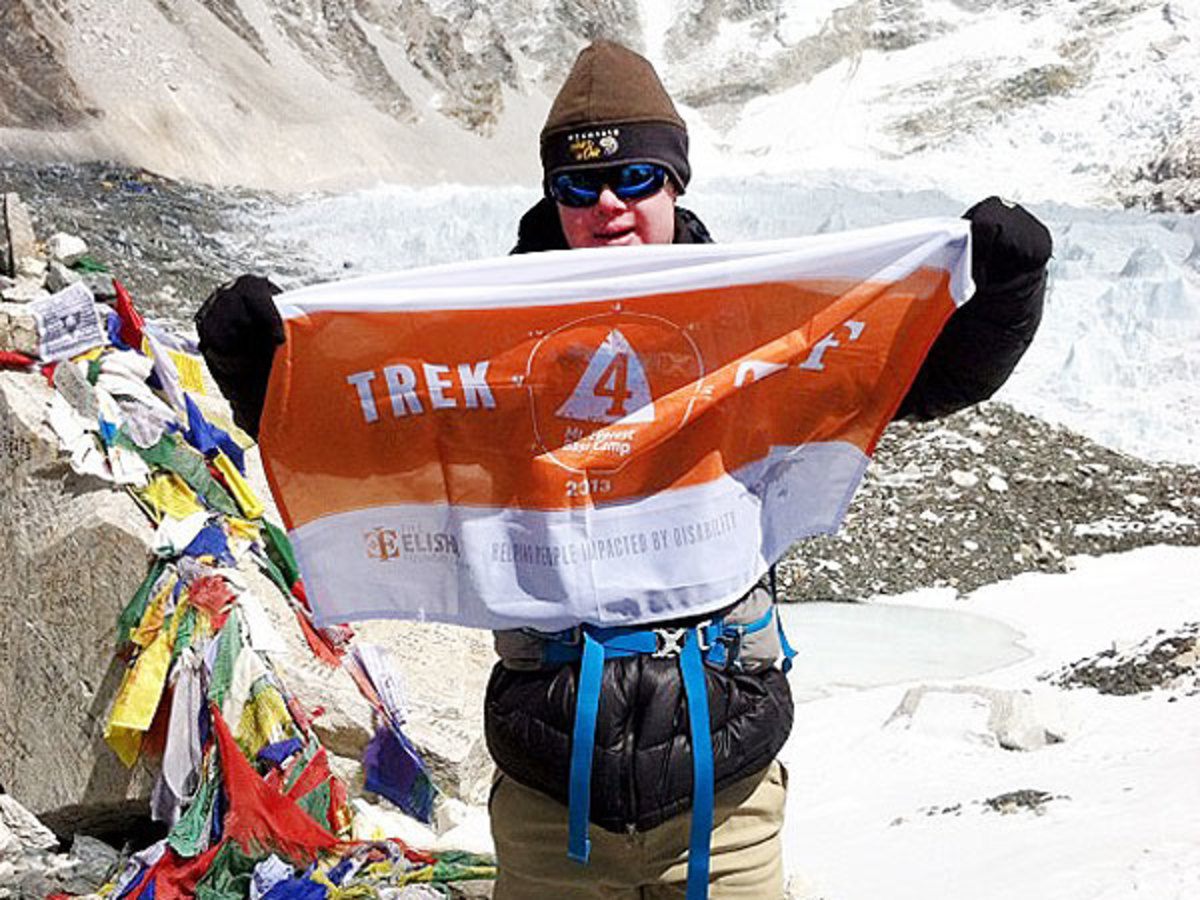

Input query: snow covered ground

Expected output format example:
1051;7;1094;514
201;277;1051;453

778;545;1200;899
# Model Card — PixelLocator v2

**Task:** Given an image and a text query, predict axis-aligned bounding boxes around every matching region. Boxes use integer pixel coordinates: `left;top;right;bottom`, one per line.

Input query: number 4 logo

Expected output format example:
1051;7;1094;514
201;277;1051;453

557;329;656;423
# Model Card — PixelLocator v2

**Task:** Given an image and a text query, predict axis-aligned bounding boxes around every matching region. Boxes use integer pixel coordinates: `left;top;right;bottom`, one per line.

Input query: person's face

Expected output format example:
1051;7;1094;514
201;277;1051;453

557;176;677;249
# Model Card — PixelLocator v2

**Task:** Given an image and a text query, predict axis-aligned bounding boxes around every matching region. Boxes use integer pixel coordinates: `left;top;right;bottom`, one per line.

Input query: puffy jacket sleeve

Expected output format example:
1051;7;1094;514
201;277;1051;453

895;197;1051;421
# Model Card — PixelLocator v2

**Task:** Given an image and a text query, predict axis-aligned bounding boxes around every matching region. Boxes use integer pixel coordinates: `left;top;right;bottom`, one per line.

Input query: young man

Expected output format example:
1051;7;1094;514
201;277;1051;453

197;39;1051;900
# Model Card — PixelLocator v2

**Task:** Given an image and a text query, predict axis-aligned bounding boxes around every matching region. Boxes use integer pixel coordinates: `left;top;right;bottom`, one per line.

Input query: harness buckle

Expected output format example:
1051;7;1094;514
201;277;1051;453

652;627;687;658
536;625;581;646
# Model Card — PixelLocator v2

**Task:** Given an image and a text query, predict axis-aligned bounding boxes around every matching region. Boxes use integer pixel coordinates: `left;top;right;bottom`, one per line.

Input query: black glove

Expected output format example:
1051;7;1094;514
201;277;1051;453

195;274;284;438
964;196;1053;290
897;197;1052;421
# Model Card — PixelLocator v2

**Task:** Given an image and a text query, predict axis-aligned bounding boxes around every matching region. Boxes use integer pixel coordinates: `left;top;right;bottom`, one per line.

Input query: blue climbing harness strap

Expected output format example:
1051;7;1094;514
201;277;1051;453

567;630;604;863
680;633;714;899
768;565;798;673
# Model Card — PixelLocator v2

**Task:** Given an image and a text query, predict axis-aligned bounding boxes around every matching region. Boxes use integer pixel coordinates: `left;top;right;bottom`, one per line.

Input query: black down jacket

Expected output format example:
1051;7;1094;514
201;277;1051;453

486;195;1051;833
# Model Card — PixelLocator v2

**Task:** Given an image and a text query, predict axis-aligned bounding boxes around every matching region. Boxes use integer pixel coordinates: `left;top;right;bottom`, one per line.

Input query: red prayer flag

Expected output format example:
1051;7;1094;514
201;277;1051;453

209;704;340;862
113;278;146;349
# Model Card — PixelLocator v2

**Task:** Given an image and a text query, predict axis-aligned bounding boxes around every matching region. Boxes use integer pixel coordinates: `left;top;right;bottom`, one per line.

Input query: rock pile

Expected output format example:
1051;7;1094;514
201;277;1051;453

777;402;1200;602
0;162;287;320
1046;622;1200;697
0;793;123;898
2;192;115;304
1121;121;1200;214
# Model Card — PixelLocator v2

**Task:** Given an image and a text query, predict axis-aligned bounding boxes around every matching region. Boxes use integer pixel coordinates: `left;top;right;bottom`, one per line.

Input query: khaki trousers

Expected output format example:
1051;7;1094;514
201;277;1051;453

490;760;787;899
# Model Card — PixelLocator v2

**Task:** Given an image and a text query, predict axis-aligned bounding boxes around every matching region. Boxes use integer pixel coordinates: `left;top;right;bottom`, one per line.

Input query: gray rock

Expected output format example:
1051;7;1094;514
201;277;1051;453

0;795;58;858
777;403;1200;603
46;233;88;267
949;469;979;488
0;373;159;833
81;272;116;302
64;833;120;887
12;258;46;284
46;260;82;293
885;684;1071;751
0;279;48;304
2;195;37;280
1122;120;1200;213
0;302;39;353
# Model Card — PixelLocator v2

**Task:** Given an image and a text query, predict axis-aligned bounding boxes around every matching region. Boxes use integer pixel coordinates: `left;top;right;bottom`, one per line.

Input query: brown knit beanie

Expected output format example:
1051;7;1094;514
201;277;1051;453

540;40;690;193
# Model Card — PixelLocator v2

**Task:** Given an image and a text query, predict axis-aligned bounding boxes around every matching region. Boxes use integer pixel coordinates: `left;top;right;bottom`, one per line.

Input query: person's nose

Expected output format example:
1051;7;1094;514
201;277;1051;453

595;187;628;214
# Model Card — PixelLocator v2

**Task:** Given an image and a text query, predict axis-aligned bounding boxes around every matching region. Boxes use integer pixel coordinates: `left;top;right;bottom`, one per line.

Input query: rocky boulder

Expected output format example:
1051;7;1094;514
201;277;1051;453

2;192;38;280
0;371;158;836
885;684;1072;751
0;793;124;897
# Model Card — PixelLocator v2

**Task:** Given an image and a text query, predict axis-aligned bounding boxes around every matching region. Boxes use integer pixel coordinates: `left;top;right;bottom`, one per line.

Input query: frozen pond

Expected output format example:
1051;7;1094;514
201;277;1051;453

779;601;1030;698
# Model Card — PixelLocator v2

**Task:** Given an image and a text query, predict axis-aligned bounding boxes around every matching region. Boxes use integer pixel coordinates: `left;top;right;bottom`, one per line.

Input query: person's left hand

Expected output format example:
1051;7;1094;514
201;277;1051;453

963;196;1053;291
895;197;1051;421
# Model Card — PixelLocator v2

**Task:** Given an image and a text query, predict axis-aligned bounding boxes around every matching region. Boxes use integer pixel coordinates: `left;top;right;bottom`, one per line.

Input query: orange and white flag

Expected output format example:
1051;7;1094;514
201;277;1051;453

259;219;972;629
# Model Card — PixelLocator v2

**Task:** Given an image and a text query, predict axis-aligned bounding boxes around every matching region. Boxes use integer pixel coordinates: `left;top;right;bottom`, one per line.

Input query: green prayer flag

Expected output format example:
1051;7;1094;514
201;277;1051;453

194;840;262;900
430;850;498;883
72;255;109;273
116;558;167;649
170;605;197;665
254;550;292;598
295;780;332;830
207;609;243;709
282;739;320;796
168;766;218;858
262;520;300;587
131;434;240;517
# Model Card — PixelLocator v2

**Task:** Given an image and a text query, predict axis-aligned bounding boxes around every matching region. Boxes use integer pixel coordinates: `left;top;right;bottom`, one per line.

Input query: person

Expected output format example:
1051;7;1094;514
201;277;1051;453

196;39;1051;900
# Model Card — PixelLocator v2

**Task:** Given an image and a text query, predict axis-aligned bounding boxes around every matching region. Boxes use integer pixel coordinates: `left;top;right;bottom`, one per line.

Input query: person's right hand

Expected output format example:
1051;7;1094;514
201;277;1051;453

195;274;284;438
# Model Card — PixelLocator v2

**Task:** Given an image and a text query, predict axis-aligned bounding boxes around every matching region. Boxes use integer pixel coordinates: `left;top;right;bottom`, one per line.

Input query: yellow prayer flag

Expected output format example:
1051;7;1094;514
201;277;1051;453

103;724;143;768
193;609;215;641
236;684;295;759
226;517;262;542
169;350;207;395
104;626;173;765
141;473;204;521
328;887;377;900
213;451;264;519
129;571;177;649
72;347;107;364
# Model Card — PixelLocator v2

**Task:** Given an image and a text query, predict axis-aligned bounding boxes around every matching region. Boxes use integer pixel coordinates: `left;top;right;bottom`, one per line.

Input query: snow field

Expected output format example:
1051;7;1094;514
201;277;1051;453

780;546;1200;900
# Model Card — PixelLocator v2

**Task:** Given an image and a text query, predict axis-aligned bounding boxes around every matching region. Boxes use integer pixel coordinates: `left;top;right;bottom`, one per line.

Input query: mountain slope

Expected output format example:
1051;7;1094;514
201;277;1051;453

0;0;1195;204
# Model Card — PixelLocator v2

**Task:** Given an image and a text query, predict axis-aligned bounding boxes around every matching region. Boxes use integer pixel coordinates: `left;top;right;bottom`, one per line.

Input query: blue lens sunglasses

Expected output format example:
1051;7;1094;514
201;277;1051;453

550;163;668;208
